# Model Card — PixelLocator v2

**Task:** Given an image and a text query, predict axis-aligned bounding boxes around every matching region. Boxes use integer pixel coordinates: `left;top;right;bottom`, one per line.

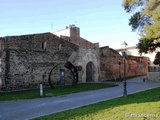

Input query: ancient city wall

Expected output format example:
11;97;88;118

100;46;148;81
127;56;148;77
100;46;121;80
0;32;150;90
77;47;100;83
0;33;79;90
54;25;99;49
61;35;98;49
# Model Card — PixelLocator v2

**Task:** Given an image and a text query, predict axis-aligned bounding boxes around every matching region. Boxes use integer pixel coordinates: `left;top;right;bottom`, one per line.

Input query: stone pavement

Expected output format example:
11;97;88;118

0;76;160;120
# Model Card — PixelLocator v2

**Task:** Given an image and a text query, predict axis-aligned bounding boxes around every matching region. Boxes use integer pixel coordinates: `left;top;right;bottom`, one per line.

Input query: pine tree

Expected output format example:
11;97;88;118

122;0;160;53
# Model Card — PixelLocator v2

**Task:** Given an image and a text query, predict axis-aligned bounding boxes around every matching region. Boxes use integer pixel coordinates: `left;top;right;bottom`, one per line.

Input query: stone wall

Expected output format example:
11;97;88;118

100;46;148;81
1;33;79;90
147;67;160;82
0;32;150;90
100;46;121;80
76;47;100;83
126;56;148;77
147;72;160;82
54;25;99;49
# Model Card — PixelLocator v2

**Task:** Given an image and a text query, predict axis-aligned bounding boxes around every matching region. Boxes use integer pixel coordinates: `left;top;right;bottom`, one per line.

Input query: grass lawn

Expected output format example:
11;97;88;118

0;83;117;101
33;87;160;120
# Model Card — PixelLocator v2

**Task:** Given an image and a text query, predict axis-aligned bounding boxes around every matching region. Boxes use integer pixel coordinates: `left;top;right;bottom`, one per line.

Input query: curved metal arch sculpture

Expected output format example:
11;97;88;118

48;62;78;88
64;61;78;87
48;63;63;88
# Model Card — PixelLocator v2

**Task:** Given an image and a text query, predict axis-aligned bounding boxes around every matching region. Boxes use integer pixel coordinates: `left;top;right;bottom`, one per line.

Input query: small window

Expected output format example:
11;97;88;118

42;41;47;50
59;44;62;51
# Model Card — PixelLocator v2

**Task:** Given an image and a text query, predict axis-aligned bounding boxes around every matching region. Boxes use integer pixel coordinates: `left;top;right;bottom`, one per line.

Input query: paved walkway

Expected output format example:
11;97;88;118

0;76;160;120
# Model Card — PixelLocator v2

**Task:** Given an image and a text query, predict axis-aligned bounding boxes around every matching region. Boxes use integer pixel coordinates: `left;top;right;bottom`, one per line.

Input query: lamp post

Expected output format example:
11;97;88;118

121;41;128;97
118;59;121;81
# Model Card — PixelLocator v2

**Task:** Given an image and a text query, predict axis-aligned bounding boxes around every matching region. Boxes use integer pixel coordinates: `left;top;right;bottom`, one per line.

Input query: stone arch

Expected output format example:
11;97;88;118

86;61;95;82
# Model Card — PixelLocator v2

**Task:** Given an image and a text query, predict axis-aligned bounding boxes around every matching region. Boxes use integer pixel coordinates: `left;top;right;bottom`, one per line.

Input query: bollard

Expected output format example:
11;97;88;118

40;83;43;97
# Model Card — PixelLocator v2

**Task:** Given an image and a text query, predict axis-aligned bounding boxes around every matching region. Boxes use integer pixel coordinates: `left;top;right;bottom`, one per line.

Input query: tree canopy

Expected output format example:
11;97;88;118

122;0;160;53
153;52;160;66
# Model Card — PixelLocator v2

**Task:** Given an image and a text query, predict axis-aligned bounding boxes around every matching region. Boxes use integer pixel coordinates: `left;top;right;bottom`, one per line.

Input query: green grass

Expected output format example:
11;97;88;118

0;83;117;101
33;87;160;120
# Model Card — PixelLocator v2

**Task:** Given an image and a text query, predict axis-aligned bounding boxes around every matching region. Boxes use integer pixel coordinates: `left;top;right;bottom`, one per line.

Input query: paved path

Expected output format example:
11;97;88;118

0;77;160;120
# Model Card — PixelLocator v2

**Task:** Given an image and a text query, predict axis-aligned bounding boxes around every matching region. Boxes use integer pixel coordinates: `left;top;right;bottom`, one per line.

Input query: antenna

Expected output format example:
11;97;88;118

50;23;53;29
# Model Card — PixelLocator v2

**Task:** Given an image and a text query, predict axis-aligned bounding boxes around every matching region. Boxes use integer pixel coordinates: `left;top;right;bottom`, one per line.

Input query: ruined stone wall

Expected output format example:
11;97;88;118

100;46;148;81
78;37;99;49
68;26;98;49
61;35;98;49
99;46;121;80
53;25;98;49
126;56;148;77
1;33;79;90
57;37;100;83
0;32;149;90
76;47;100;83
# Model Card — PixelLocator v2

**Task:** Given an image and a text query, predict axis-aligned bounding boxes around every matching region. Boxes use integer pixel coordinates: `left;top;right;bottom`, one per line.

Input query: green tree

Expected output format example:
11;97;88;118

153;52;160;66
122;0;160;53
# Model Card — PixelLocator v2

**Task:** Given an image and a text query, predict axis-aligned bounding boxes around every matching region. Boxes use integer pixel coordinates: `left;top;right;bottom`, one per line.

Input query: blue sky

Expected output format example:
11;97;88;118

1;0;140;49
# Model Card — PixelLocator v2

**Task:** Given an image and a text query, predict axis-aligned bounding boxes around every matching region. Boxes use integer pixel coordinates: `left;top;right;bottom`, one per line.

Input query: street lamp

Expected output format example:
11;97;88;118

118;59;121;81
121;41;128;97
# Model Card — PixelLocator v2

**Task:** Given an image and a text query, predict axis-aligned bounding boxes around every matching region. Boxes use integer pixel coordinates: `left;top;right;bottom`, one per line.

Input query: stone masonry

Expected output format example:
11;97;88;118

0;25;149;90
100;46;148;81
0;33;79;90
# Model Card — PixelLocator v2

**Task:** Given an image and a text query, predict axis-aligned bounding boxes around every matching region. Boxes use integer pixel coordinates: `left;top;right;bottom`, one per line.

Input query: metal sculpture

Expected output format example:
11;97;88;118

64;61;78;87
48;51;78;88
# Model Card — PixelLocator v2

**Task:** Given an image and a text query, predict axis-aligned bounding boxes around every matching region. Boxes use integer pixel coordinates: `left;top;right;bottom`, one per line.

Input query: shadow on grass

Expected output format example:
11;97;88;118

0;83;118;101
33;87;160;120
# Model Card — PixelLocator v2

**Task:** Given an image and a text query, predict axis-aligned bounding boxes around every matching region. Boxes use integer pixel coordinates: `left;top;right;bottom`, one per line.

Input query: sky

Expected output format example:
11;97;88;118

0;0;140;49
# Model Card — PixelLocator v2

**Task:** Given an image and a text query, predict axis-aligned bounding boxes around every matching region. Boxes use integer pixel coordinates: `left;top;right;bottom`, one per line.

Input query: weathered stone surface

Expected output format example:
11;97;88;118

0;32;149;90
99;46;148;81
147;72;160;82
1;33;79;90
77;47;100;83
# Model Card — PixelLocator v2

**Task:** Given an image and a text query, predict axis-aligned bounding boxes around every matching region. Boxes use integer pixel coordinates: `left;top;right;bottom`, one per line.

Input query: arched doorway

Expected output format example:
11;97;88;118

86;61;95;82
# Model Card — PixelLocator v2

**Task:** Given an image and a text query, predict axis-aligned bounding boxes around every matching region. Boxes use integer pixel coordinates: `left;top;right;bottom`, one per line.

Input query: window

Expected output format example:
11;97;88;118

42;41;47;50
59;44;62;51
